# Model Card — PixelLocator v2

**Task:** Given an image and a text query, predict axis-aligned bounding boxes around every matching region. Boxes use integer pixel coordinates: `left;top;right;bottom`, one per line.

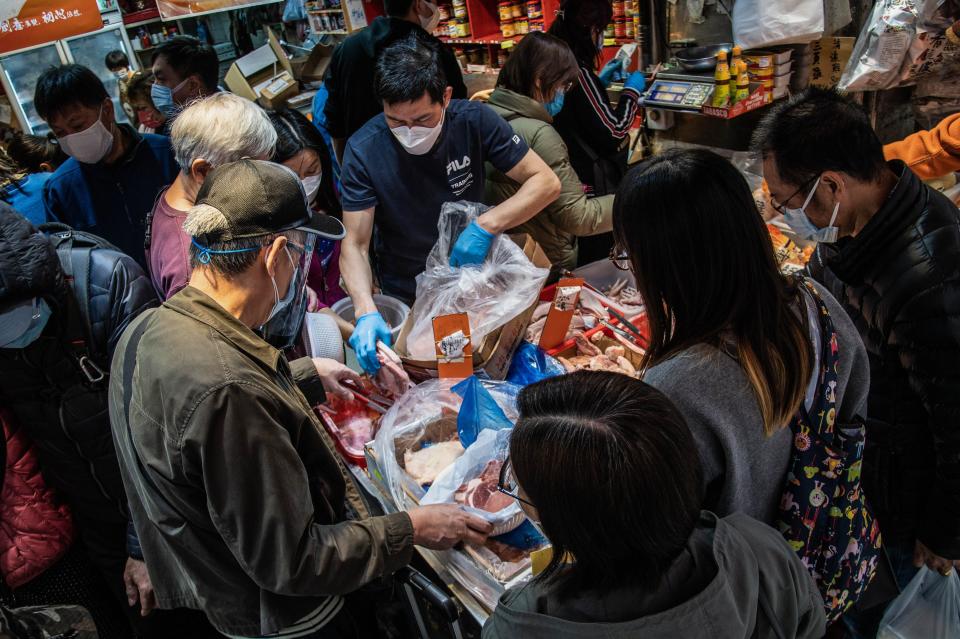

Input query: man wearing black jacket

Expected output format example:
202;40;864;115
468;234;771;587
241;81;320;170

323;0;466;162
754;88;960;636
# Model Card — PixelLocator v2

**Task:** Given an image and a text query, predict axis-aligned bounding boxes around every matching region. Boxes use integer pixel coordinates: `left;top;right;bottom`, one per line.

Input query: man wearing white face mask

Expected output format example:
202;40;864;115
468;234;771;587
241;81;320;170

323;0;467;164
339;35;561;375
111;159;493;639
36;64;179;269
755;87;960;639
146;93;277;300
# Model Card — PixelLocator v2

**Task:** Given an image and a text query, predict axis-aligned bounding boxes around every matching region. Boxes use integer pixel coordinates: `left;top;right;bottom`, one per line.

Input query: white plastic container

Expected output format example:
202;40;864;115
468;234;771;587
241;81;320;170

331;294;411;344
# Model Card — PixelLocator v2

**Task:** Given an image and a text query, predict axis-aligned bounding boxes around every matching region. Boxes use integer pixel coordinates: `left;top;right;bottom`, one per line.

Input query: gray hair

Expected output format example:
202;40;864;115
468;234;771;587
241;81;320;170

170;92;277;173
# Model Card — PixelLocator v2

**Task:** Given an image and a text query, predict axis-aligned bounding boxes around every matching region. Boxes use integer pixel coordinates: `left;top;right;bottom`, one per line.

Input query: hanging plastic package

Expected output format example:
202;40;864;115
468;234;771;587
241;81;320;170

452;375;517;447
839;0;943;92
373;378;520;511
505;341;566;387
421;427;526;535
402;201;549;360
877;566;960;639
732;0;824;49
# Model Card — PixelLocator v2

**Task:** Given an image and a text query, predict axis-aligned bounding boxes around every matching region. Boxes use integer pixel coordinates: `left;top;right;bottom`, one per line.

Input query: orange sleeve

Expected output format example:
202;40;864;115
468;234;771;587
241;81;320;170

884;113;960;180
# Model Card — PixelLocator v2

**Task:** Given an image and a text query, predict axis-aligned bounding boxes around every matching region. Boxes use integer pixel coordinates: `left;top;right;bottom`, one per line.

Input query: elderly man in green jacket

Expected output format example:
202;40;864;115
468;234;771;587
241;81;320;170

109;159;492;639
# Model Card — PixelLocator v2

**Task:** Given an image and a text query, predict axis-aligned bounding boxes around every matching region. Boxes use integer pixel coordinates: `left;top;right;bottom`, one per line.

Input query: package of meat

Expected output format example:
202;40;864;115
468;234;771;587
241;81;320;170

316;378;385;467
421;427;525;535
373;378;521;512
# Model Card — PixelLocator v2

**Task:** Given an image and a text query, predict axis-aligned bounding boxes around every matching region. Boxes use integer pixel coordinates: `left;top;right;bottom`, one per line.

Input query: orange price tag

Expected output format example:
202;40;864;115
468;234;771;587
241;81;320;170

433;313;473;379
538;278;584;350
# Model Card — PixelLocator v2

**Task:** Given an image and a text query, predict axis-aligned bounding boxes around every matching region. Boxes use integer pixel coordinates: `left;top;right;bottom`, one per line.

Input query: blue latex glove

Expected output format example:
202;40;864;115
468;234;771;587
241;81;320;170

349;311;392;374
598;58;626;88
624;70;646;93
449;221;494;267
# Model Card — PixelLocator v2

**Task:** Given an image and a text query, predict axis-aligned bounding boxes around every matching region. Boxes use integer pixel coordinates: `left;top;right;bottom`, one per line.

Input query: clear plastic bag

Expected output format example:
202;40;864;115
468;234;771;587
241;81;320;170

403;201;549;360
878;567;960;639
420;427;525;535
372;378;520;511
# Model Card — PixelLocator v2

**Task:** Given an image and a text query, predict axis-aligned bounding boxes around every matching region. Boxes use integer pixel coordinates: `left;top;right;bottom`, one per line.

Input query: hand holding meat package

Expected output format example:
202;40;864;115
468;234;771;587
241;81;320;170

373;377;521;513
402;201;549;360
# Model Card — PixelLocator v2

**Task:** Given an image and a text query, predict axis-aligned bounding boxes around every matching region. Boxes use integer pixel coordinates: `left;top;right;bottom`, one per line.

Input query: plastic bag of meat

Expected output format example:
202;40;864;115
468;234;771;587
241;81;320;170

421;427;525;535
402;201;549;360
373;378;521;512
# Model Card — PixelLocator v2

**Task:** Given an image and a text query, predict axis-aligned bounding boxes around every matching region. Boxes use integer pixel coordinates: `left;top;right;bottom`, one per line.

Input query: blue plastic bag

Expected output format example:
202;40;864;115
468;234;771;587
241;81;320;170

878;567;960;638
452;376;517;447
505;341;566;387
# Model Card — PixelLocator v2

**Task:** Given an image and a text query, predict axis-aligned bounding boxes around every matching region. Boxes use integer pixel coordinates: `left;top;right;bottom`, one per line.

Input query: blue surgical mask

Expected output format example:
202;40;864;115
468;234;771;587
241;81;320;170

781;176;840;244
150;78;188;116
542;90;565;117
0;298;51;348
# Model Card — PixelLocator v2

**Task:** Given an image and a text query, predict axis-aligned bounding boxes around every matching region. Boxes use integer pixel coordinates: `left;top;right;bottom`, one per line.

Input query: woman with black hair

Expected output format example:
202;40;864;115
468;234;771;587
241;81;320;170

0;145;49;226
6;132;67;174
484;32;613;274
548;0;645;201
267;109;349;316
484;371;825;638
612;148;869;526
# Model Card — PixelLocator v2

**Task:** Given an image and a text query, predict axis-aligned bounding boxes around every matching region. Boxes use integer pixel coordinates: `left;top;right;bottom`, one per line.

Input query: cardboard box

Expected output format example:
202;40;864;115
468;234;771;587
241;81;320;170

394;234;550;381
224;27;300;105
292;42;335;82
258;71;299;110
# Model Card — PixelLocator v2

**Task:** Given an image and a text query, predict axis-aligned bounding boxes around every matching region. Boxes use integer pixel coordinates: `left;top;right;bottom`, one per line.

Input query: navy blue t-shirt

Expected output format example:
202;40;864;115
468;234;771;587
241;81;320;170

340;99;529;300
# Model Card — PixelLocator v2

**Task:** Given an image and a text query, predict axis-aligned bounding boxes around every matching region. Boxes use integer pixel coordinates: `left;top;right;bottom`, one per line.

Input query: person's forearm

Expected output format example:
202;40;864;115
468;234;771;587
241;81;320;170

320;307;355;340
478;171;561;234
340;240;377;316
333;138;346;165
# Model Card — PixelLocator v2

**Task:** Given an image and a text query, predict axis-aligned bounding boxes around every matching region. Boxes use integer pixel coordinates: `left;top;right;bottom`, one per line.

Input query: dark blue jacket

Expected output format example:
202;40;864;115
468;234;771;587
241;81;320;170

42;126;179;267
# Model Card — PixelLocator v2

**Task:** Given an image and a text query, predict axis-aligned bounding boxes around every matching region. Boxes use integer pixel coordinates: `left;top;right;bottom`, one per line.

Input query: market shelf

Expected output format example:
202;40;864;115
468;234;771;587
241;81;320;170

308;8;345;13
123;8;161;25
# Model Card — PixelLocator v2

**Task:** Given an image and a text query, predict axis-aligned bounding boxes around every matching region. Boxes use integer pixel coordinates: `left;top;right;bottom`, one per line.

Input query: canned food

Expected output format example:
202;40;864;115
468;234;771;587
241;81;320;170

448;21;458;37
454;20;470;37
526;0;541;18
529;16;544;31
603;22;614;38
510;3;522;18
498;1;512;20
500;19;515;37
516;17;529;34
614;17;625;38
612;0;624;17
438;3;450;19
453;4;467;18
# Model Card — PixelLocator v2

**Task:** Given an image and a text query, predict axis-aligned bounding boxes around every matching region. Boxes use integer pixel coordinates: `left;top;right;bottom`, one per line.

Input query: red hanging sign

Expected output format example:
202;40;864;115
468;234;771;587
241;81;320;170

0;0;102;55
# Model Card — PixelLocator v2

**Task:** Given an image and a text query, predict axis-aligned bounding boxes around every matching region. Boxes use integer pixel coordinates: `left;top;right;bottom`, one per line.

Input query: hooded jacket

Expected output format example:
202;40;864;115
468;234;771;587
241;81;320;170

0;208;157;576
482;513;826;639
323;16;467;141
808;161;960;558
484;88;613;273
0;408;74;590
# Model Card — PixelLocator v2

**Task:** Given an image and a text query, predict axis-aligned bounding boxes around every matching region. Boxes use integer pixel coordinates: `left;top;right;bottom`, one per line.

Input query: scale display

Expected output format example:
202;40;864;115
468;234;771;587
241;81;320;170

645;80;713;110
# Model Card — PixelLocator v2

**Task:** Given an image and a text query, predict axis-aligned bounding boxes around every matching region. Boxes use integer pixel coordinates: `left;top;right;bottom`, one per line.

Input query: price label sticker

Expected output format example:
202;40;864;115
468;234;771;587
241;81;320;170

437;330;470;362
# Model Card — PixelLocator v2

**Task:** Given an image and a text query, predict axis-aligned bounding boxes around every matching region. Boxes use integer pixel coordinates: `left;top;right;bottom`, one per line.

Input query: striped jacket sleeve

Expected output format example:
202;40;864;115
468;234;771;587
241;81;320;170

570;65;641;149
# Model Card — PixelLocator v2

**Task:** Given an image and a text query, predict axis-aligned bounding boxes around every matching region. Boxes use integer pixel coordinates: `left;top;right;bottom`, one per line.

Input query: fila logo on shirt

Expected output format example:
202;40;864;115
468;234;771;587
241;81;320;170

447;155;471;175
512;135;521;145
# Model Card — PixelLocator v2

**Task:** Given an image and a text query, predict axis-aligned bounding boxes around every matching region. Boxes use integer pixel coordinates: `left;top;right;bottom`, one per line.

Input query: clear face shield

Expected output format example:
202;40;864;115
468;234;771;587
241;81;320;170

260;230;317;350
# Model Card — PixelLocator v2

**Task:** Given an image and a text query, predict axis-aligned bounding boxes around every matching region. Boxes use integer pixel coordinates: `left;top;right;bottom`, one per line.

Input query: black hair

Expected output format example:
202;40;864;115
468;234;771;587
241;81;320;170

6;132;67;173
384;0;415;17
153;36;219;93
104;50;129;71
267;109;341;218
751;87;887;188
375;34;447;105
497;32;579;102
125;70;156;104
547;0;611;68
511;371;703;597
34;64;109;122
613;148;812;434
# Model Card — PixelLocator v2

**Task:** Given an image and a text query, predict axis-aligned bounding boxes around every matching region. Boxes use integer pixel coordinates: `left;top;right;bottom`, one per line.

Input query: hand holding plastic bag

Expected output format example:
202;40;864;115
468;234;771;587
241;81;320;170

878;567;960;639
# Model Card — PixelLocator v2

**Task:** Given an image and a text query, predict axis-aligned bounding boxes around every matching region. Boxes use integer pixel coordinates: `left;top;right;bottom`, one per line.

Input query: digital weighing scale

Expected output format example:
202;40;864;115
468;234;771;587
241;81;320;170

643;69;716;111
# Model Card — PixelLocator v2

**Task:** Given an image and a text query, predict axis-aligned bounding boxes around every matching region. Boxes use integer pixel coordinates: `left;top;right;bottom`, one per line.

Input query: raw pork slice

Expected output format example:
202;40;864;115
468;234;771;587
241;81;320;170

404;440;465;486
454;460;513;513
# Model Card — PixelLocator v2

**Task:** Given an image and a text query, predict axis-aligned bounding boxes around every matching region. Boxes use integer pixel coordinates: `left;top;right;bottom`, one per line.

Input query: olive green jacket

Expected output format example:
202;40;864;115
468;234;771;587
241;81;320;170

109;286;414;637
484;88;614;272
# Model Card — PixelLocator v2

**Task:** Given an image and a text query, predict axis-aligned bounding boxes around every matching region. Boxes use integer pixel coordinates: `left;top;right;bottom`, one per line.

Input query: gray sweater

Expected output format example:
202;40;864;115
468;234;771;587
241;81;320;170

643;280;870;524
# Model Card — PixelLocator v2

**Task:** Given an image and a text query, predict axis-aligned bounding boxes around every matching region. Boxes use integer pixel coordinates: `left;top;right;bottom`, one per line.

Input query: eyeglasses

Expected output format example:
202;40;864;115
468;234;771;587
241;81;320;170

770;174;819;215
497;458;536;508
608;246;631;271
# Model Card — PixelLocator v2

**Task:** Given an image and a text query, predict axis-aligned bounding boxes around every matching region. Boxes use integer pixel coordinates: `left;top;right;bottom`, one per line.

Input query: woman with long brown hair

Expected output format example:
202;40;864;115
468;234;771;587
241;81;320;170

613;148;870;525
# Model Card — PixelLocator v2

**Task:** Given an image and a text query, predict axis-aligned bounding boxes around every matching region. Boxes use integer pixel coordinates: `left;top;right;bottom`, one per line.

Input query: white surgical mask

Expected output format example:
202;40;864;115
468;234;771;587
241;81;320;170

419;0;441;32
58;106;115;164
390;108;445;156
114;69;129;80
781;176;840;244
301;173;322;204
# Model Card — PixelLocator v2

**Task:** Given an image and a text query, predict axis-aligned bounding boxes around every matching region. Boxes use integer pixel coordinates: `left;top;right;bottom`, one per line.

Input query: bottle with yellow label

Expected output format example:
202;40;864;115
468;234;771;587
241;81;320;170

728;45;742;98
734;60;750;104
712;50;730;108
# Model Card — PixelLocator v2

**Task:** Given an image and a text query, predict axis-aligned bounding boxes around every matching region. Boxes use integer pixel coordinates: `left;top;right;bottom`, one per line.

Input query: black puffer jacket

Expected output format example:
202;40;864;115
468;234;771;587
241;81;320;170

0;207;157;571
808;161;960;558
